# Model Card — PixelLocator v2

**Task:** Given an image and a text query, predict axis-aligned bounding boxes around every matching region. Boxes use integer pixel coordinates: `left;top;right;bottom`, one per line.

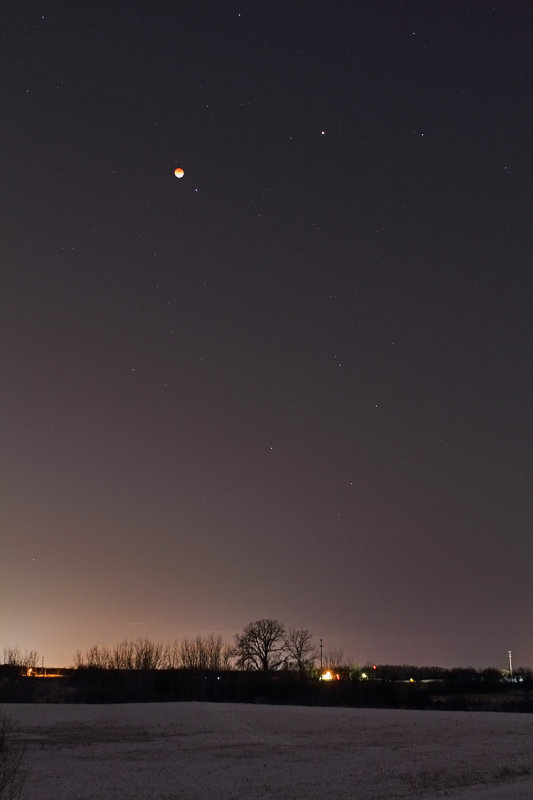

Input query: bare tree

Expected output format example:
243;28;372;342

73;639;164;670
234;619;287;671
178;637;197;669
84;644;111;669
163;638;181;669
132;638;164;670
178;635;233;670
214;637;234;670
0;713;25;800
324;648;346;670
323;648;353;678
284;628;317;675
2;648;39;671
73;635;233;671
72;649;84;669
22;652;38;671
109;640;135;670
74;644;112;669
2;649;21;668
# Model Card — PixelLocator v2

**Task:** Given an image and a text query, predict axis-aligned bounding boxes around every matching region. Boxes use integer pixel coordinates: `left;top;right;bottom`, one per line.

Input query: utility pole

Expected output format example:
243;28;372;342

508;650;513;675
320;639;323;673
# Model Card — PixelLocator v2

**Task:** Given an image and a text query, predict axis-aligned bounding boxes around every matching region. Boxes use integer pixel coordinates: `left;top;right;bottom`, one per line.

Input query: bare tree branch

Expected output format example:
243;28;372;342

0;713;25;800
284;628;317;675
234;619;287;671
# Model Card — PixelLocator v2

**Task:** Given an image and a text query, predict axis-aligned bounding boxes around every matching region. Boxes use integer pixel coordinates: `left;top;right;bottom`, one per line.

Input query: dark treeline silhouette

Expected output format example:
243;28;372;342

73;634;233;672
1;648;39;670
72;621;317;675
3;619;533;711
2;663;533;710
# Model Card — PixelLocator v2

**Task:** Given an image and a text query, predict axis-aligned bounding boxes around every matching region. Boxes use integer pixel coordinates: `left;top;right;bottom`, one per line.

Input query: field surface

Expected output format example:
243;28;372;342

3;701;533;799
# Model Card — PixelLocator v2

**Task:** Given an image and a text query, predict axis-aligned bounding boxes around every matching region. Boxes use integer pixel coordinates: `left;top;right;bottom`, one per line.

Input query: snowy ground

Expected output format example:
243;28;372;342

3;701;533;799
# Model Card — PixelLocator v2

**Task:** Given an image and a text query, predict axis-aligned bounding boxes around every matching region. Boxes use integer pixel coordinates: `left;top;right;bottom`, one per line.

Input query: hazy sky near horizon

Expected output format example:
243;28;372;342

2;2;533;668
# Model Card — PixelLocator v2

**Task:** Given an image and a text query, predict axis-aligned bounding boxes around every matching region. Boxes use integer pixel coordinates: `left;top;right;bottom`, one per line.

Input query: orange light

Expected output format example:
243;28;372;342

174;167;184;178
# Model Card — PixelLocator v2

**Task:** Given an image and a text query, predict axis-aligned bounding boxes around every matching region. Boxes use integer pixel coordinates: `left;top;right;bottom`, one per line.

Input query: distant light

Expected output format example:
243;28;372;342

320;670;341;681
174;168;184;178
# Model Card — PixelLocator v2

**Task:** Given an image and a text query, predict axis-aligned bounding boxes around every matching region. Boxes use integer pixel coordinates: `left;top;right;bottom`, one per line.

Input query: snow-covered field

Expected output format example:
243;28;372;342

3;701;533;799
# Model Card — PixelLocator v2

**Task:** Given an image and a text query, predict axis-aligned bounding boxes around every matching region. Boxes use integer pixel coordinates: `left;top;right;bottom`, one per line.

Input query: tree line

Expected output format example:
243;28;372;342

1;648;39;671
71;619;322;673
5;620;531;685
3;619;533;710
73;634;233;671
2;619;351;674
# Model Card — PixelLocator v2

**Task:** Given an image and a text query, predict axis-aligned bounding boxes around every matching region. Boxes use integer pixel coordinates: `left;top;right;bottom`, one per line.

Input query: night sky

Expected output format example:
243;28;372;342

3;2;533;669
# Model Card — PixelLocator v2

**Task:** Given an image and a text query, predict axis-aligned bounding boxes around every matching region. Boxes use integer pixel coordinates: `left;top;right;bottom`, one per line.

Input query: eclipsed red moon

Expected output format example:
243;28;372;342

174;167;184;178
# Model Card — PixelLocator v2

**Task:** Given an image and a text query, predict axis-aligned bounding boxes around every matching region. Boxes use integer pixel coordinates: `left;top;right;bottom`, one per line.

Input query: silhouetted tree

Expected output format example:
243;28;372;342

109;640;135;670
163;639;181;669
81;644;112;669
73;639;164;670
234;618;287;671
324;648;347;670
284;628;316;675
2;649;21;668
0;713;25;800
73;636;232;672
178;635;232;670
2;648;38;670
322;648;354;678
132;638;164;670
